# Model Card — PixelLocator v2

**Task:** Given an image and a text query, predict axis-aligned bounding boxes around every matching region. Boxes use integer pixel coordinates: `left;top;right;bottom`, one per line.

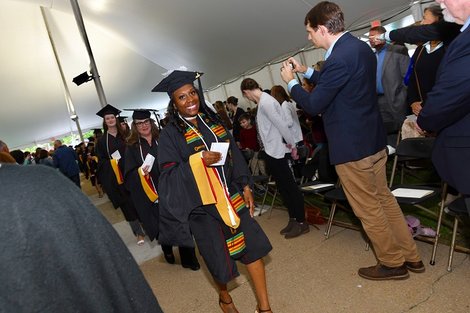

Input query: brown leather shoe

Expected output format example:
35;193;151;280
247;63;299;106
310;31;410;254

405;261;425;273
358;264;409;281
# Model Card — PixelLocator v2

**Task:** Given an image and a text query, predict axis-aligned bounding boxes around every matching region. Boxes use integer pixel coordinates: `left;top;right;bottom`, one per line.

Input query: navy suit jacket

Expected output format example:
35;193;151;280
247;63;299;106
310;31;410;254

417;26;470;195
291;32;386;165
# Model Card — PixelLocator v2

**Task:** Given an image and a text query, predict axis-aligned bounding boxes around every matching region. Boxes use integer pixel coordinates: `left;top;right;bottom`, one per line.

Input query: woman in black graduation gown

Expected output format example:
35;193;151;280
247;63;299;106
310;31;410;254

95;104;145;245
124;109;199;269
154;71;273;313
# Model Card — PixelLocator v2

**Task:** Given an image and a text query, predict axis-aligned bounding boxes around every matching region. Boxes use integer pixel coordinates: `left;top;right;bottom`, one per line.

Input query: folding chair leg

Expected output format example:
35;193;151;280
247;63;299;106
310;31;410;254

447;217;459;272
268;188;278;218
400;164;405;184
324;201;337;238
430;184;447;266
259;184;270;216
389;155;398;188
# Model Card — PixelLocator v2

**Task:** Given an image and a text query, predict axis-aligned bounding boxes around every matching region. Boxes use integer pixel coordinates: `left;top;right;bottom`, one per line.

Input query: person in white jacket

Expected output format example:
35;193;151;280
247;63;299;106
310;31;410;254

271;85;303;145
241;78;309;239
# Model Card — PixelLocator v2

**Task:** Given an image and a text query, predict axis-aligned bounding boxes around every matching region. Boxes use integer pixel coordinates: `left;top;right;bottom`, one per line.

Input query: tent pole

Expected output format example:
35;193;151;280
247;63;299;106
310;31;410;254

40;6;84;142
70;0;108;109
267;63;275;88
222;83;229;101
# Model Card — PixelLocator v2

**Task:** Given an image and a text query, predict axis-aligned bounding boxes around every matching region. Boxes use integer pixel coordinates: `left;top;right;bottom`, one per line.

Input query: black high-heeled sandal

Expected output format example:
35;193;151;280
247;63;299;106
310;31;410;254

255;306;272;313
219;297;239;313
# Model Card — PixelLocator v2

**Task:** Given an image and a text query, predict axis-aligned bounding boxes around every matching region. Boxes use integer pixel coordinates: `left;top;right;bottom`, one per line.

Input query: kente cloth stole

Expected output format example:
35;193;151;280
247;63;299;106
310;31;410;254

138;141;159;203
184;115;237;223
225;193;247;258
189;153;240;229
110;159;124;185
138;168;158;203
186;115;247;258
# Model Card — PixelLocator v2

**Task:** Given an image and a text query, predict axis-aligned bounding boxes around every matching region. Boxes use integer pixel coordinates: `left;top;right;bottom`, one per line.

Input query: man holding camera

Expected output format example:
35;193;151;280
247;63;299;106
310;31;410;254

280;1;423;280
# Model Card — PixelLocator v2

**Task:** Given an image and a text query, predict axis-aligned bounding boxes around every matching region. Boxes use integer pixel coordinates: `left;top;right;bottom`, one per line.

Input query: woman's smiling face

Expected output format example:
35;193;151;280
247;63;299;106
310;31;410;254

173;84;200;118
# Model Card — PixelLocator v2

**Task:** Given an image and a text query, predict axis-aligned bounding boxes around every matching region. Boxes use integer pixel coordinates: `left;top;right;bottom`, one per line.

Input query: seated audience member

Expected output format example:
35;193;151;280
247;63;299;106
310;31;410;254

37;149;55;168
0;140;15;163
0;140;9;154
0;164;163;312
23;151;33;165
0;152;16;164
407;5;446;117
214;100;233;130
9;150;25;165
239;113;266;175
415;0;470;216
227;96;246;146
34;147;42;164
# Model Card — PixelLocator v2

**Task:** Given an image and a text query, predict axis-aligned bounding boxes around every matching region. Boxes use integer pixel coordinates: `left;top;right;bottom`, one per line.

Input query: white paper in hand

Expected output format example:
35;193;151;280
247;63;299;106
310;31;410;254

111;150;121;160
141;153;155;173
210;142;230;166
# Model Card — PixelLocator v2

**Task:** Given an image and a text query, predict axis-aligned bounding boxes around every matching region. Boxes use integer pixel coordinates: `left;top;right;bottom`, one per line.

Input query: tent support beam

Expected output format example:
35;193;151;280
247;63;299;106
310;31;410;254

40;6;83;142
70;0;108;109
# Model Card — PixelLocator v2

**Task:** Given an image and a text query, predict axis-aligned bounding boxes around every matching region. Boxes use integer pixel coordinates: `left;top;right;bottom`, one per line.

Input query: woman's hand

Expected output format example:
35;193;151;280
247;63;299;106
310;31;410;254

414;121;426;136
243;185;255;217
141;165;150;176
201;150;222;166
411;101;423;116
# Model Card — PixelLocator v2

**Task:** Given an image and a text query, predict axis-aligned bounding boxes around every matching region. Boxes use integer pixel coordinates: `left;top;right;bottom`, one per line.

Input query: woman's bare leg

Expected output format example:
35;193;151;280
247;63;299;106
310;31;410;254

246;258;271;312
215;281;239;313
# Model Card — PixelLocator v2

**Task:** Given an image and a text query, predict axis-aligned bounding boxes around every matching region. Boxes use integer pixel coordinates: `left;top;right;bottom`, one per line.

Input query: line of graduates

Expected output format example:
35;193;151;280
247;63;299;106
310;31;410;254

94;104;200;270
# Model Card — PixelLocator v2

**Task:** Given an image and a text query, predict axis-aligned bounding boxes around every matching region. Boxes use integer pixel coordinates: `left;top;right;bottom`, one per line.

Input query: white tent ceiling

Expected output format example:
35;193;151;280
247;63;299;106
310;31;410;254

0;0;416;149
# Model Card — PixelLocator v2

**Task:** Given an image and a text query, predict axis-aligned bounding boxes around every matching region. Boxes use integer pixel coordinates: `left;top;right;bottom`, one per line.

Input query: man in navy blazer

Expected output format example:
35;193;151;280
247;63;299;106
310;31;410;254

417;0;470;215
281;1;423;280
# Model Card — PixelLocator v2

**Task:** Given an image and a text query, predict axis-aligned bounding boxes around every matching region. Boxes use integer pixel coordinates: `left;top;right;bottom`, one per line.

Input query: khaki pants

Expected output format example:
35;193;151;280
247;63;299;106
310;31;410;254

335;149;421;267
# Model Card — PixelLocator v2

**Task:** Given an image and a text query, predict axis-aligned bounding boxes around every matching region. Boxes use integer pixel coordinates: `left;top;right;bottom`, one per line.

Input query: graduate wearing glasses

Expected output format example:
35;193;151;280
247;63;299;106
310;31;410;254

95;104;145;245
124;109;200;270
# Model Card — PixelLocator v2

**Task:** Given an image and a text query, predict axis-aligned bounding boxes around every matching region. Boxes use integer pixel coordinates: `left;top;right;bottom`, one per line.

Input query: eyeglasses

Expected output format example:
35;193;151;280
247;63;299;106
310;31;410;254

135;119;151;127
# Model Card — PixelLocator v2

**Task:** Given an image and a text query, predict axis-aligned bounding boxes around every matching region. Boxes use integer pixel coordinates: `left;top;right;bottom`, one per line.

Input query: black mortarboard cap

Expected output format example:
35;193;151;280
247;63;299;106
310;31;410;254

96;104;121;118
151;70;203;97
131;110;151;120
118;116;128;123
